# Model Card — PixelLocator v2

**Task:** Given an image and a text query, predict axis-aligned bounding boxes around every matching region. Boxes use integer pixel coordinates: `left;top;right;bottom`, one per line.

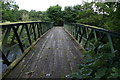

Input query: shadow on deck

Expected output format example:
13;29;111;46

3;27;84;78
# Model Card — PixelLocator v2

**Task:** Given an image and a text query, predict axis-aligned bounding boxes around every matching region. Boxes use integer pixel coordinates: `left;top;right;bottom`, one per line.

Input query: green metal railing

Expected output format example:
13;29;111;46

64;23;120;53
1;21;53;66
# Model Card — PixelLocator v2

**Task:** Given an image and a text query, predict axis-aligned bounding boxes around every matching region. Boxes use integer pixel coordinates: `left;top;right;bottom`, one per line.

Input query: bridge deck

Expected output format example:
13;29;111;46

5;27;83;78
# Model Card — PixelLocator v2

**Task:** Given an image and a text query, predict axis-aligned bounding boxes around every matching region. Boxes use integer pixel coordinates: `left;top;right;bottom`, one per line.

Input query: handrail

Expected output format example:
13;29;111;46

64;23;120;54
1;21;53;66
66;23;120;37
79;24;120;37
0;21;52;27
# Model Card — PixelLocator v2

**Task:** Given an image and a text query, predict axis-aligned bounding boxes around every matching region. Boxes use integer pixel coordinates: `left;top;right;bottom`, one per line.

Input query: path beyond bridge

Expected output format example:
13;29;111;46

4;27;83;78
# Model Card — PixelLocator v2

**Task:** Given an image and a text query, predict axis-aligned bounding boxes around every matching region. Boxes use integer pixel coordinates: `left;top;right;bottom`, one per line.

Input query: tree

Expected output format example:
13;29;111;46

103;2;120;32
1;1;21;22
46;5;63;25
63;6;76;23
19;9;29;21
29;10;44;21
40;11;50;21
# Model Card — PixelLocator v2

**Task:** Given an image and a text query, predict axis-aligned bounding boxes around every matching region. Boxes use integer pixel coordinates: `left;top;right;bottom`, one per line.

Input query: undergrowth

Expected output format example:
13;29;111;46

68;42;120;79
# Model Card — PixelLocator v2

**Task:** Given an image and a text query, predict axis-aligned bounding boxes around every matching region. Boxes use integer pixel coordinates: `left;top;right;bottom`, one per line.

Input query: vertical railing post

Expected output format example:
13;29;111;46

2;27;11;53
73;24;75;37
94;34;105;52
25;24;32;45
72;25;74;35
84;29;93;48
12;27;24;53
93;30;98;42
5;27;19;57
75;24;78;40
2;51;11;66
37;23;40;38
32;23;37;40
79;26;85;43
42;24;44;33
45;23;47;31
107;34;115;53
70;24;72;34
40;23;43;35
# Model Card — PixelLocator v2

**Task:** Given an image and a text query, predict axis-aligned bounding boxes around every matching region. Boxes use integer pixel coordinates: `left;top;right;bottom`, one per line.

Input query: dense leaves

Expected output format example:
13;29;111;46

1;1;21;22
1;1;47;22
46;5;63;25
63;2;120;32
69;42;120;79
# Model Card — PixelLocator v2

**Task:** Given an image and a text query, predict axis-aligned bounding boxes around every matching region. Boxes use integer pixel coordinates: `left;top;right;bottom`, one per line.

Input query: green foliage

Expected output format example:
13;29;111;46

19;9;29;21
69;42;120;79
104;3;120;32
1;1;120;32
1;1;21;22
40;11;50;22
1;1;48;22
29;10;43;21
46;5;63;25
63;2;120;32
63;6;76;23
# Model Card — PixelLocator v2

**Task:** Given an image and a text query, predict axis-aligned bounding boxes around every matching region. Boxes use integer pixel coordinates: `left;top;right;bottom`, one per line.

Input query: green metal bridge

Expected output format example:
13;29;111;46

1;21;120;79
